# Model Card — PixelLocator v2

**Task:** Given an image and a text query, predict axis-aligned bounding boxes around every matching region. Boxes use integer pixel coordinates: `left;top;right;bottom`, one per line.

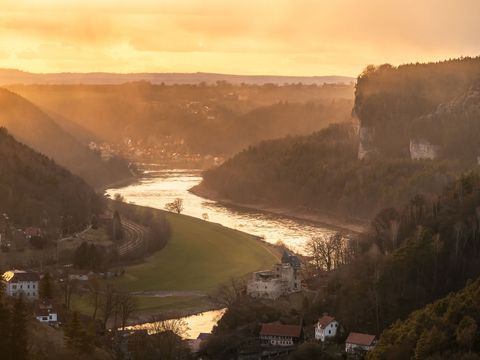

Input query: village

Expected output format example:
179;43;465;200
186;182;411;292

1;208;377;360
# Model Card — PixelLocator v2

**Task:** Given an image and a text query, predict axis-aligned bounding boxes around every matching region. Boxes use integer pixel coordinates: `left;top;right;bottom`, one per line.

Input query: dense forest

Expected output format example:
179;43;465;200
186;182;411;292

201;122;464;218
327;172;480;337
0;127;100;229
201;57;480;219
0;88;132;188
355;56;480;160
367;277;480;359
8;82;354;156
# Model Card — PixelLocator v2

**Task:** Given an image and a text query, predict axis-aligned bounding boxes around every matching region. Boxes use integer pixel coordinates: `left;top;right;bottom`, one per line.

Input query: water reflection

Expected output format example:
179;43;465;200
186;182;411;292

126;308;226;339
106;167;334;253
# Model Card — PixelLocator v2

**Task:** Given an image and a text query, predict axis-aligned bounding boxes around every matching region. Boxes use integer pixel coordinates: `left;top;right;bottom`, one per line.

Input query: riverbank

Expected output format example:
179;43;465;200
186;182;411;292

190;183;369;235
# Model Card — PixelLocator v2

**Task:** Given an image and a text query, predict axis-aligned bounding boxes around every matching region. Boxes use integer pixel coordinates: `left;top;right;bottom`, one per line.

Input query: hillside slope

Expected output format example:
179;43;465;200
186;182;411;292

368;277;480;359
7;82;354;156
355;56;480;160
199;122;460;218
0;88;132;187
0;127;99;229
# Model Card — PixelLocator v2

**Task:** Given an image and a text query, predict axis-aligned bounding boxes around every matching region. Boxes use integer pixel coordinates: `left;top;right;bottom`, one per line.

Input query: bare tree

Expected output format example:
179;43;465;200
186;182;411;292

304;233;347;273
59;270;78;310
211;277;246;307
165;198;184;214
86;275;102;320
117;292;137;330
100;284;117;329
148;316;190;359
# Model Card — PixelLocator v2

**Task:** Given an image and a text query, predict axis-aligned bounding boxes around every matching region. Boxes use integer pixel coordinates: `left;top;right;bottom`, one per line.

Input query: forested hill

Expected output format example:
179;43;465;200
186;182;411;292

355;56;480;160
200;57;480;219
368;277;480;359
0;128;100;229
200;122;461;218
8;82;354;157
0;88;132;188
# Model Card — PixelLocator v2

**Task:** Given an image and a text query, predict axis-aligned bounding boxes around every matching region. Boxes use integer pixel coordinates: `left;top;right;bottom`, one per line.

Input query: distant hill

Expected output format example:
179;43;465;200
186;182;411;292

0;127;99;229
0;88;132;187
7;82;354;156
0;69;354;86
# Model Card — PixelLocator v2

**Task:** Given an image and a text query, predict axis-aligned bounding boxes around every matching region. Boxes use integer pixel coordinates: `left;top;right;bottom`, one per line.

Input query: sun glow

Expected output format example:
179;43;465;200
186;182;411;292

0;0;479;75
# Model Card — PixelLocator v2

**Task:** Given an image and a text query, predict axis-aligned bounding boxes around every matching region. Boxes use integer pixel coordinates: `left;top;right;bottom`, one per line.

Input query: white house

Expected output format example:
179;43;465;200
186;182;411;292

345;332;376;353
260;323;302;347
2;270;40;300
35;301;58;324
315;315;339;342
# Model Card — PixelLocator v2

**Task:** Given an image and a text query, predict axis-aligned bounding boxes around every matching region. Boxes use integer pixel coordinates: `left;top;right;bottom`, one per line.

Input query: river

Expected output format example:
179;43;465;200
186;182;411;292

106;167;335;254
106;166;336;337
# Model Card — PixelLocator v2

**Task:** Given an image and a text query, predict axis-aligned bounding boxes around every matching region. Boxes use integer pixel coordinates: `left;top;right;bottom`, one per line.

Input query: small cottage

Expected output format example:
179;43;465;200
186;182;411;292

315;315;339;342
345;332;376;353
35;301;58;324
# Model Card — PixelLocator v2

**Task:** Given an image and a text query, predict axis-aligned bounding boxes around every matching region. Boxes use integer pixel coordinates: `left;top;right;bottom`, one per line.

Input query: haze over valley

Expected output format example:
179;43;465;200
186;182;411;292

0;1;480;359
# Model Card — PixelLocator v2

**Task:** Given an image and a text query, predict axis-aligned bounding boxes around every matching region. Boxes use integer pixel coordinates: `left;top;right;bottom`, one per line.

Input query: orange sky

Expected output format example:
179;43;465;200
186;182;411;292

0;0;479;76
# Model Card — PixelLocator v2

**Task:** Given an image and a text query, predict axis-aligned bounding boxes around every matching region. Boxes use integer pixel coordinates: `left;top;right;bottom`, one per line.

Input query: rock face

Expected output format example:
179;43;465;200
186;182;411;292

409;139;440;160
358;126;375;160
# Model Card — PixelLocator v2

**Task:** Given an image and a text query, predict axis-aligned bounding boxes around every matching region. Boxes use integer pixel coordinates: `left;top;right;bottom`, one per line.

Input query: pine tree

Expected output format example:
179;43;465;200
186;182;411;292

10;296;29;360
39;272;53;300
64;311;83;352
0;281;11;358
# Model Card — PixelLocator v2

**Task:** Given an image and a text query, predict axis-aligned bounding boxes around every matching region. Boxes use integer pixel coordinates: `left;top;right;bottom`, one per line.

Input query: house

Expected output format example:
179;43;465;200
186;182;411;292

260;323;302;347
35;300;58;324
345;332;376;353
2;270;40;300
247;254;301;299
24;227;43;239
315;315;339;342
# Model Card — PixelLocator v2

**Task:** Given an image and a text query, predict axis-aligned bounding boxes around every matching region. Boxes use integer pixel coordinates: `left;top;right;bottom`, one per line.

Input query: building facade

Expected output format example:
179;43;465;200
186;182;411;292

260;323;302;347
345;332;376;353
2;270;40;300
247;252;301;300
315;315;339;342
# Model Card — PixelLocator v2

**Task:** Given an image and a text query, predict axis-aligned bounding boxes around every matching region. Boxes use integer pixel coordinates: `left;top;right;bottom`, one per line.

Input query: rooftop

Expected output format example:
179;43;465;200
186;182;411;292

317;315;336;329
346;332;376;346
2;270;40;282
260;323;302;338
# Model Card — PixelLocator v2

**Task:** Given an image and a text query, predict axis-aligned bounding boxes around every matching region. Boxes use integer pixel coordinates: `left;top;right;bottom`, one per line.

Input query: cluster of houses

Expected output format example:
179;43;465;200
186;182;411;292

259;314;376;356
2;269;59;325
247;251;302;300
0;213;45;252
244;250;376;357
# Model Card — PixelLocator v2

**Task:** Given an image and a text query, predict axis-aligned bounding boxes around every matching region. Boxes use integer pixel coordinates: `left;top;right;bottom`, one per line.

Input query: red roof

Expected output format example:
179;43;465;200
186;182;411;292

3;270;40;282
260;324;302;338
317;315;335;329
24;227;43;237
346;332;376;346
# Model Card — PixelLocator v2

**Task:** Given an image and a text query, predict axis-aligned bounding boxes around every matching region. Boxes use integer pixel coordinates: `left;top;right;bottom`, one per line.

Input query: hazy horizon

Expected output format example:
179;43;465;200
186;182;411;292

1;0;479;76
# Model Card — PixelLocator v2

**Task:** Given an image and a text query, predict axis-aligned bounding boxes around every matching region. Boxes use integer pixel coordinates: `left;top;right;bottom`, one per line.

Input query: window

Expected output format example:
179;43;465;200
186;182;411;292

32;284;36;289
328;330;331;334
12;285;16;289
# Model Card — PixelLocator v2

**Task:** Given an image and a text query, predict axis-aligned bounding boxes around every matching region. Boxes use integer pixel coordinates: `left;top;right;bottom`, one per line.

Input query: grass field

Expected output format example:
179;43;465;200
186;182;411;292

113;212;280;293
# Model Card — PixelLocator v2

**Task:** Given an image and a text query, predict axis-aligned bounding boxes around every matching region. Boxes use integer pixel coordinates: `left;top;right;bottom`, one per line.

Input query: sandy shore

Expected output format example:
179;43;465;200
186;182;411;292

190;183;369;235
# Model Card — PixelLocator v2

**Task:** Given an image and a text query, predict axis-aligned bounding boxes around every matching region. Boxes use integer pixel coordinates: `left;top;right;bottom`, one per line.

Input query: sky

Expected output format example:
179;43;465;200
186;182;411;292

0;0;479;77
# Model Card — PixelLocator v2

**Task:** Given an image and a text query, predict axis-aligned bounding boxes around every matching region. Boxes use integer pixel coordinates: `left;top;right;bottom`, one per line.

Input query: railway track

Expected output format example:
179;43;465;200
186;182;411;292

117;219;147;257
